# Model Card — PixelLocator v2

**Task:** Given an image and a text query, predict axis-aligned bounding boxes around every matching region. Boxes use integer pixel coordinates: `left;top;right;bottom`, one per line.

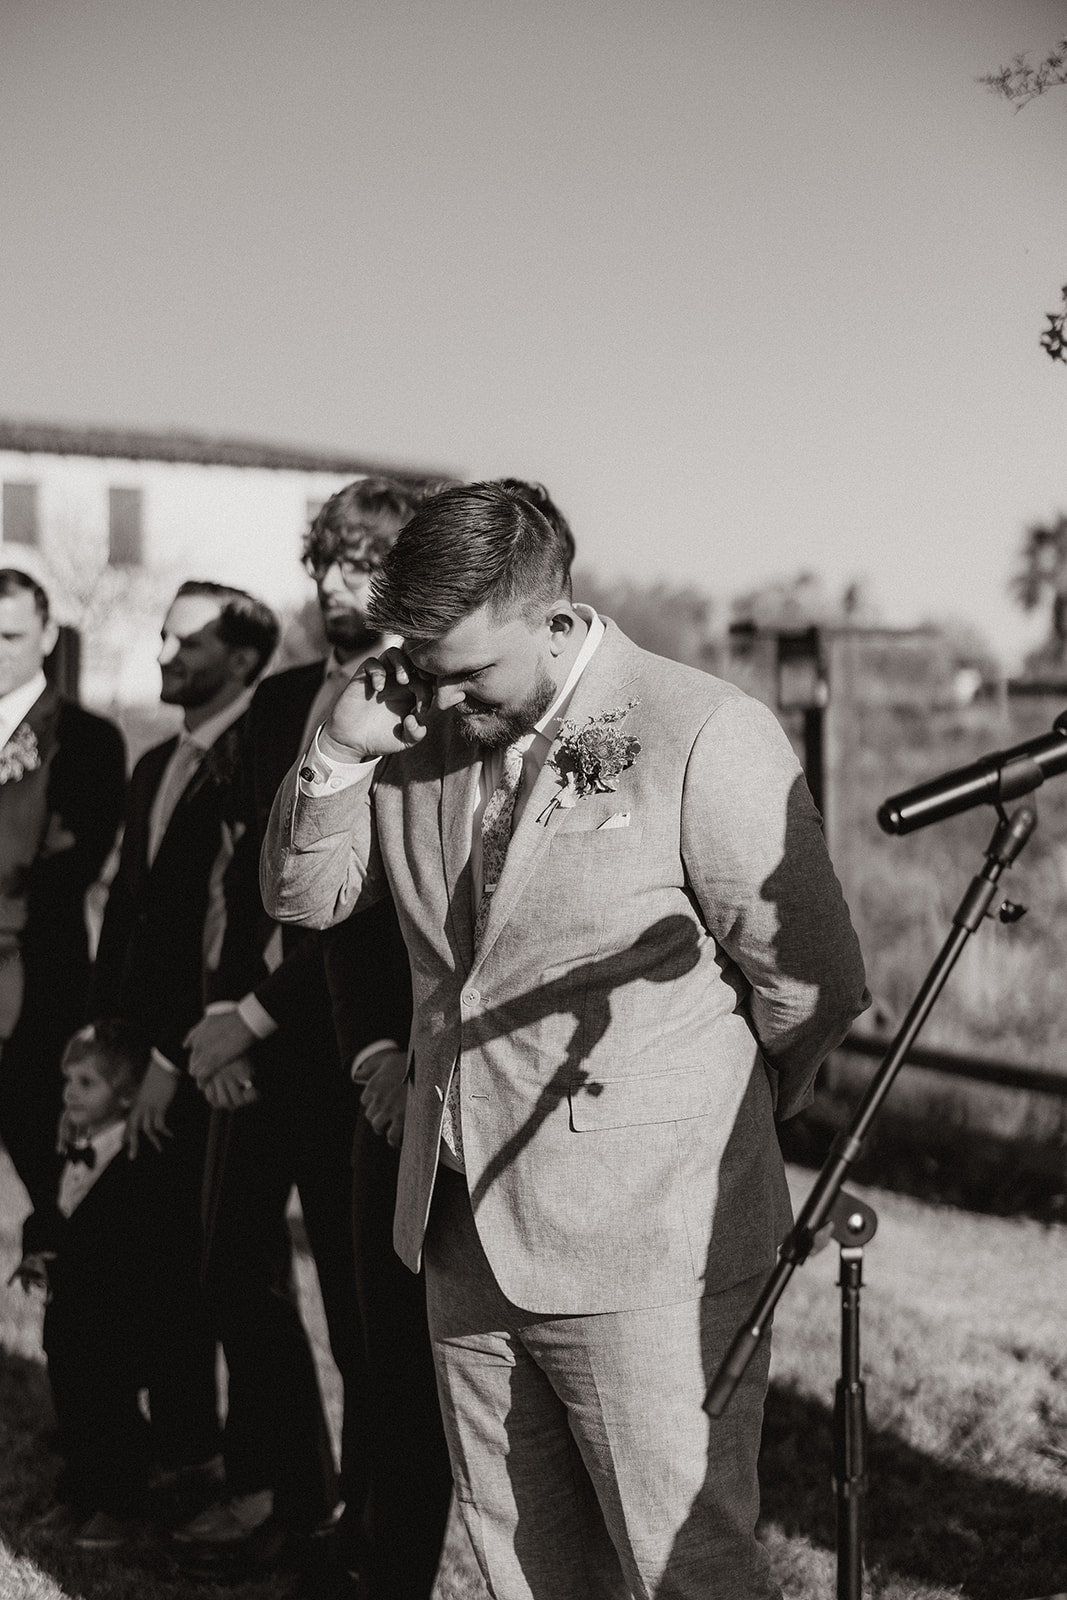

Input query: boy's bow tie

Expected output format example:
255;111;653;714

64;1143;96;1169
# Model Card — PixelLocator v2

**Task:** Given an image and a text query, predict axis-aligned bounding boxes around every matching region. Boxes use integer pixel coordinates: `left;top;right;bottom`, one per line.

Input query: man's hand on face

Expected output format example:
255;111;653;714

125;1060;178;1158
321;647;436;762
185;1008;258;1085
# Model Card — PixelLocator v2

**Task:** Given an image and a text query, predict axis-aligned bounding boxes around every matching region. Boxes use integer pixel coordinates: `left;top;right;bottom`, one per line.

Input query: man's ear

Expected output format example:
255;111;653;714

41;618;60;659
546;607;578;656
230;645;260;687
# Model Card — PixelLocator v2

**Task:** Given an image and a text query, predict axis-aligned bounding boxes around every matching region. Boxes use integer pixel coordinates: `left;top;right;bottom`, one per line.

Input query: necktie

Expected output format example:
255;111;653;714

441;742;526;1170
64;1143;96;1169
148;733;203;864
473;742;526;944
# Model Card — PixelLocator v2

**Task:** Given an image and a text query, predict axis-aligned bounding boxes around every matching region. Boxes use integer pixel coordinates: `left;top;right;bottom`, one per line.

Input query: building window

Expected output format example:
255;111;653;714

108;486;143;566
2;481;39;546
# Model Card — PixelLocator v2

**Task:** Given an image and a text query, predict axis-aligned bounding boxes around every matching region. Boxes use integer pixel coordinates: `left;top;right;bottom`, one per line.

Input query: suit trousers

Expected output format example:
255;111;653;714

201;1045;360;1533
424;1166;780;1600
349;1111;453;1599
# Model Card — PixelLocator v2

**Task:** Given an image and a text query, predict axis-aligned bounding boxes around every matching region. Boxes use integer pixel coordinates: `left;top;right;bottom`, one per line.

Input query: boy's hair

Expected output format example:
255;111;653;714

62;1019;153;1103
366;481;573;641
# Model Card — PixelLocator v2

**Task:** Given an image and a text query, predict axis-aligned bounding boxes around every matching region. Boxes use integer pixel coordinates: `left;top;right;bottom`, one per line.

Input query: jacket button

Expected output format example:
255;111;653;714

461;988;480;1007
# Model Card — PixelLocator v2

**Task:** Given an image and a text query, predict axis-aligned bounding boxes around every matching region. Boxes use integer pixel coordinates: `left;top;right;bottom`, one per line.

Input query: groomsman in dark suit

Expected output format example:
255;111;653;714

0;568;125;1213
184;477;453;1597
91;578;282;1501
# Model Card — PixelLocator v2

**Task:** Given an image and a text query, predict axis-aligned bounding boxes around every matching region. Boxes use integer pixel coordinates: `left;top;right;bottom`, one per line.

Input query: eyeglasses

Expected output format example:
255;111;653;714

305;555;378;589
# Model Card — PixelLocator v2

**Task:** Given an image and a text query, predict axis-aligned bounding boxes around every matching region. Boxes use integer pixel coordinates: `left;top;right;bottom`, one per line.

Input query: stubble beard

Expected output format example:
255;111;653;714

456;665;557;750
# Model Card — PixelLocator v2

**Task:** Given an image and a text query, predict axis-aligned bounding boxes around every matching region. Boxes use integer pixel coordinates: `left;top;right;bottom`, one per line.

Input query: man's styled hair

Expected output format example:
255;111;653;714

62;1019;152;1101
492;480;576;574
302;475;456;577
174;580;280;684
0;568;50;622
367;481;573;641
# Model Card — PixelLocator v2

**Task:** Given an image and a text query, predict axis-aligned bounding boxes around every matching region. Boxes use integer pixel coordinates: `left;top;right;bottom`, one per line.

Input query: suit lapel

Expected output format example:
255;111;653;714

469;621;642;971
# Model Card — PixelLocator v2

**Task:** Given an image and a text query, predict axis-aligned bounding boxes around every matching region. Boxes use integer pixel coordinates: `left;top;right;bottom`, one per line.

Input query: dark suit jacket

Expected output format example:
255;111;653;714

24;1139;182;1373
0;686;125;1029
92;718;245;1070
215;661;411;1066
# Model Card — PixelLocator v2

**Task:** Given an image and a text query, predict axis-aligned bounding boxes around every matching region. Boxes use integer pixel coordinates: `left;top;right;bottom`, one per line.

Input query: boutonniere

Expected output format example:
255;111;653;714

537;699;641;823
0;724;41;786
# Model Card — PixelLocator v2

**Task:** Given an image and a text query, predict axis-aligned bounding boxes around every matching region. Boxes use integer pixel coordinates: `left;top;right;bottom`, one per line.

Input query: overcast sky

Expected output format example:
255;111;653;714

2;0;1066;666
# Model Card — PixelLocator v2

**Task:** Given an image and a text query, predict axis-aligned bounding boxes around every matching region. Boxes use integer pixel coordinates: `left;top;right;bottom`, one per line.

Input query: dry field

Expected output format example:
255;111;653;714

0;1154;1063;1600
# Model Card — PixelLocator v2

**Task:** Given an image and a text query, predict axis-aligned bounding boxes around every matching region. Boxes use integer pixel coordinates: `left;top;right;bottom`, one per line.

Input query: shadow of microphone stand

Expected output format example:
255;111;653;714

707;709;1067;1600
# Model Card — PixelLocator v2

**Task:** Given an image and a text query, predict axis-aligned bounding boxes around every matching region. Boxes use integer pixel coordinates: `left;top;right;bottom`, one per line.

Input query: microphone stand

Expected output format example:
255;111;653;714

705;804;1038;1600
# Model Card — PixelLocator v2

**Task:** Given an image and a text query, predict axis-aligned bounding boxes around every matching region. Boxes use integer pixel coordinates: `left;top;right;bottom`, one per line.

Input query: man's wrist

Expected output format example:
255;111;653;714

318;725;369;764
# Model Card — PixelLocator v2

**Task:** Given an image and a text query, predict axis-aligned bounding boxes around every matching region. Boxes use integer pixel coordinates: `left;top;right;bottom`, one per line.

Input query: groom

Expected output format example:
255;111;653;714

262;482;869;1600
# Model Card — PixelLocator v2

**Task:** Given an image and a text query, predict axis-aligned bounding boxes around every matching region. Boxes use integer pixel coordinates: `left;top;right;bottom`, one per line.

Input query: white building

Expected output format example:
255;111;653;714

0;420;450;710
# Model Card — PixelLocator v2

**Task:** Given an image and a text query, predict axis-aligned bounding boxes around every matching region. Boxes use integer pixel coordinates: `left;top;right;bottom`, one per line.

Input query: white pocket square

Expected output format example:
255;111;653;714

597;812;631;830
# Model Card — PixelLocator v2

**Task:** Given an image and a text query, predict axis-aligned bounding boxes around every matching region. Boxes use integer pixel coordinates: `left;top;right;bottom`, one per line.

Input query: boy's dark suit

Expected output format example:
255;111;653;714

0;686;125;1210
210;659;450;1588
23;1138;210;1514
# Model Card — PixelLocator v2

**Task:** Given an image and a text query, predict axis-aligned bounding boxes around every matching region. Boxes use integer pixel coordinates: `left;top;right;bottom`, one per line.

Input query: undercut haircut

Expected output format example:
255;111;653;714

492;480;575;574
174;580;280;684
366;481;573;641
63;1019;152;1100
303;475;457;576
0;568;50;622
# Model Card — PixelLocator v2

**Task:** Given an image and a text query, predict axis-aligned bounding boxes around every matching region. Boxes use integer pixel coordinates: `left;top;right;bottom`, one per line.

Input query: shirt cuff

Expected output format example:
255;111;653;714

237;993;278;1040
150;1048;180;1077
350;1038;402;1082
297;726;379;796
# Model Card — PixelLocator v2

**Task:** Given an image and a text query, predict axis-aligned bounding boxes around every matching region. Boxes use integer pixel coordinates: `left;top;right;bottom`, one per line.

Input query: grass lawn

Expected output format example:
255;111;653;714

0;1153;1063;1600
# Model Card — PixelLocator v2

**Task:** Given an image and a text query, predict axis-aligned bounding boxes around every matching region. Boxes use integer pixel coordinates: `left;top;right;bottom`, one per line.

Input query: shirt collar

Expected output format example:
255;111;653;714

532;606;604;743
68;1118;126;1164
0;670;47;742
183;684;254;753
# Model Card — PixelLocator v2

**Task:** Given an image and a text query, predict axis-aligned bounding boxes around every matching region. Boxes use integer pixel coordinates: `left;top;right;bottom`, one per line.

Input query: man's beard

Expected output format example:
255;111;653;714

160;665;228;710
456;665;556;749
323;609;379;656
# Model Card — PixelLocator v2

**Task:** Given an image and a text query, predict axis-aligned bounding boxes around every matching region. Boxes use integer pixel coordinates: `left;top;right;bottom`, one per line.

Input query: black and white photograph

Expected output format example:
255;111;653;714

0;3;1064;1599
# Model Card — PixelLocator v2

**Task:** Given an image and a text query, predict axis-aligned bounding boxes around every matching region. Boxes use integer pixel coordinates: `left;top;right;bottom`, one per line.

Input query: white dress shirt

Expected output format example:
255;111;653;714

58;1118;127;1218
0;670;47;751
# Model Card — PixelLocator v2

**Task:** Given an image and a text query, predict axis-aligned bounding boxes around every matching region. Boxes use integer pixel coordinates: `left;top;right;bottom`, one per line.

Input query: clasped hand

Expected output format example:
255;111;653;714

321;647;437;762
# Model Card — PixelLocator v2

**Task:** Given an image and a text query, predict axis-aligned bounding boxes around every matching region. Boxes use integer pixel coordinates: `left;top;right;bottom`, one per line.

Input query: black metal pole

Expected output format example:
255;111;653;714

835;1245;868;1600
705;803;1037;1422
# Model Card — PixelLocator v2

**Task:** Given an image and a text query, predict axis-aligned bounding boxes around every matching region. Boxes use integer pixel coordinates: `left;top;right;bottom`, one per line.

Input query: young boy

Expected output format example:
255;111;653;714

15;1020;220;1550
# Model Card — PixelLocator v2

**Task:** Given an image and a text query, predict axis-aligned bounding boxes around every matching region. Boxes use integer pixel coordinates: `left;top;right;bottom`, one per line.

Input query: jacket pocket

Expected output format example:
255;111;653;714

568;1064;713;1131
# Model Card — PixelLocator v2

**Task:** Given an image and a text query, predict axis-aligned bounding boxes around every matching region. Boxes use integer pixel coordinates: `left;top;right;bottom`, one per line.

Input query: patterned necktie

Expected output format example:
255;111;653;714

440;741;526;1170
473;742;525;943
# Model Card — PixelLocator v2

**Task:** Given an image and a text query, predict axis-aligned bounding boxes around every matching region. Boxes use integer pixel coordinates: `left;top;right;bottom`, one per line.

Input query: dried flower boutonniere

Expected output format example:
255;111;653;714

0;723;41;786
538;699;641;823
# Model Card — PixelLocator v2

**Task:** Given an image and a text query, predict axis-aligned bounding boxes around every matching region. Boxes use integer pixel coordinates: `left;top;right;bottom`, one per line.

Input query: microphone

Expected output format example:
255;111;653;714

878;711;1067;835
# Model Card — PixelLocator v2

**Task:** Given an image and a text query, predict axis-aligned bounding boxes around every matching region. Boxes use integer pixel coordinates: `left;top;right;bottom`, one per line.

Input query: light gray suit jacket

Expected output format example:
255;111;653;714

262;621;868;1315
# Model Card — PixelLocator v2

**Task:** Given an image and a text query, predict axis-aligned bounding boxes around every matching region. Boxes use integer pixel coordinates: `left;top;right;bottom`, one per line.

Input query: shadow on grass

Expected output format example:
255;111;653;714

0;1345;299;1600
779;1100;1067;1224
761;1382;1067;1600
